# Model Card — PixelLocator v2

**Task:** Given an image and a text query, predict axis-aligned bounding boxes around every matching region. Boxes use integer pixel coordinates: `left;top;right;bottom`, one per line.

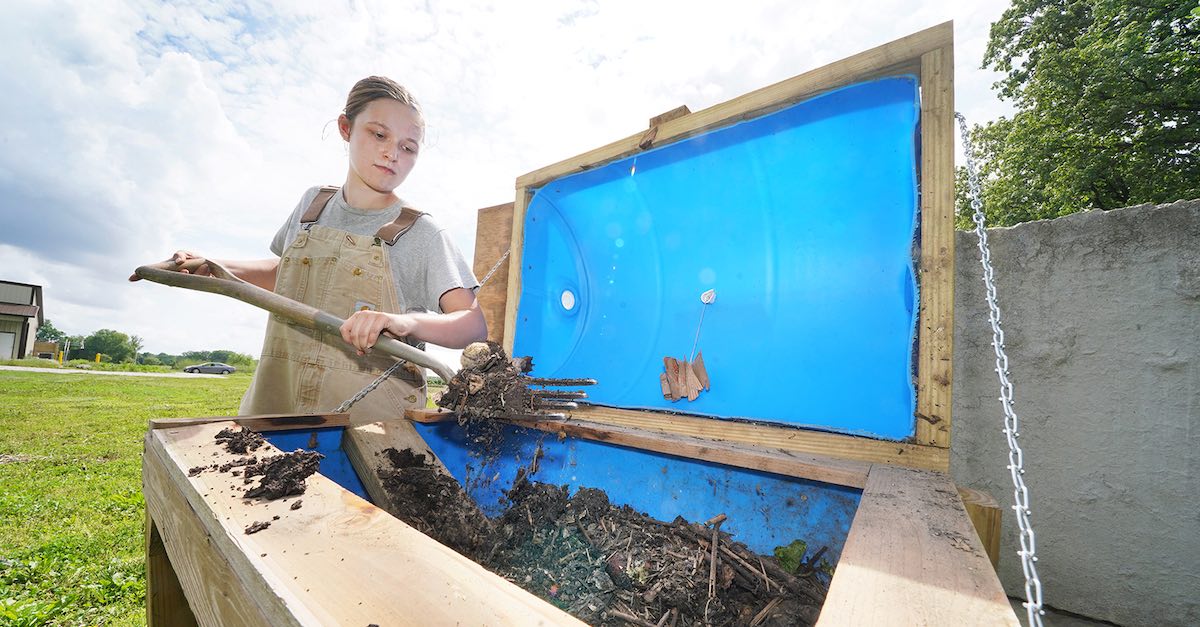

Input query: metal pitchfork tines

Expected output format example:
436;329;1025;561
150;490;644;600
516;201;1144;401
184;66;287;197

442;342;597;420
527;379;597;416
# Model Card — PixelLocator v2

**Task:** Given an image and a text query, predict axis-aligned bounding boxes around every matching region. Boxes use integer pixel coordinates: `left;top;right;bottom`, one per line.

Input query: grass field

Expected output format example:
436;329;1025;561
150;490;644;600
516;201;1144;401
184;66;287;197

0;370;250;626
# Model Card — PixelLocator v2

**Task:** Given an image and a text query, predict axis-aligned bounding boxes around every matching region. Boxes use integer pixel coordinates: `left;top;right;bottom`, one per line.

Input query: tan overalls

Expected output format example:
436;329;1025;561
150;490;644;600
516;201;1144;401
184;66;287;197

240;187;428;424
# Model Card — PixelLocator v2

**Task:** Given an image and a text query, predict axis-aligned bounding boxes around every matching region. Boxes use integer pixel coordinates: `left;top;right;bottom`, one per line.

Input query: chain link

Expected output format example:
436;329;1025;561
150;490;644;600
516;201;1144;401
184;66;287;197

333;248;512;414
956;112;1045;627
478;248;511;289
332;359;411;414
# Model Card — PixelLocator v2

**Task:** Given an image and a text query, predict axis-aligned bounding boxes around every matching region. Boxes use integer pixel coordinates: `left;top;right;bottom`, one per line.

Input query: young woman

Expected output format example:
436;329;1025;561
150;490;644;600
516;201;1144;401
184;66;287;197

138;76;486;420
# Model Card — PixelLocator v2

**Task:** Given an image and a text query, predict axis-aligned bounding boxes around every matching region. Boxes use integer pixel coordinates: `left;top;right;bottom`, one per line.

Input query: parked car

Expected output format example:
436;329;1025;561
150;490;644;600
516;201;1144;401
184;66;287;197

184;362;237;375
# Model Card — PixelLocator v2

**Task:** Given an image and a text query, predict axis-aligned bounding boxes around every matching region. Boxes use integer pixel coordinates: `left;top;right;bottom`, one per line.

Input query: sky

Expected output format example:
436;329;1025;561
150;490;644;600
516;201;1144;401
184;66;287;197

0;0;1014;370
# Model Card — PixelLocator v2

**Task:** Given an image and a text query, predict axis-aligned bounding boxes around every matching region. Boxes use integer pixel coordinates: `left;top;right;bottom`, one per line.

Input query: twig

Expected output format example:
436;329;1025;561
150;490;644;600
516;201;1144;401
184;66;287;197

758;558;773;593
607;609;657;627
574;517;595;546
707;515;724;599
749;597;785;627
678;520;823;603
796;545;828;577
719;544;775;592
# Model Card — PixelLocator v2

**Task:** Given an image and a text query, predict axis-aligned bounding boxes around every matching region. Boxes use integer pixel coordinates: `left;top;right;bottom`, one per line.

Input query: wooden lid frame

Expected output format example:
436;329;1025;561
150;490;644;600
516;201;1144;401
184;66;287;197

480;22;955;475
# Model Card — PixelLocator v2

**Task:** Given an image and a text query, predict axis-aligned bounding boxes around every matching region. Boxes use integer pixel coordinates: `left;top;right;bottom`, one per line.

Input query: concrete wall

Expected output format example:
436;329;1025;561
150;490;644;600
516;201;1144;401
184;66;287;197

951;200;1200;626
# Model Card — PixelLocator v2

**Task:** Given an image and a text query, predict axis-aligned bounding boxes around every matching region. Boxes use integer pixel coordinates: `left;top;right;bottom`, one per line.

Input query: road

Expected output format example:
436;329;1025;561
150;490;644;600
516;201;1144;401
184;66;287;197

0;365;227;378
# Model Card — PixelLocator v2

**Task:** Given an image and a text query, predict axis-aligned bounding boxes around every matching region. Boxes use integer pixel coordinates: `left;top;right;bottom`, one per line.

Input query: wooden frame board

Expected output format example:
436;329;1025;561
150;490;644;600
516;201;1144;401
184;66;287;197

472;202;516;347
490;22;956;474
148;413;349;432
816;465;1017;625
143;420;583;626
146;416;1013;624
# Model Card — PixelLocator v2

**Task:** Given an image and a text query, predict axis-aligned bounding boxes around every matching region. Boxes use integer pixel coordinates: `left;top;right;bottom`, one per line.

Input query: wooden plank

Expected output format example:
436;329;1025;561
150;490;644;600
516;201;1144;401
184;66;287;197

503;188;531;355
648;104;691;128
568;405;949;471
915;43;956;449
145;422;580;626
818;465;1018;626
958;485;1002;569
472;202;515;346
143;431;282;626
403;408;868;487
516;22;950;189
149;413;350;432
145;513;199;627
529;417;869;489
406;407;455;424
341;419;451;511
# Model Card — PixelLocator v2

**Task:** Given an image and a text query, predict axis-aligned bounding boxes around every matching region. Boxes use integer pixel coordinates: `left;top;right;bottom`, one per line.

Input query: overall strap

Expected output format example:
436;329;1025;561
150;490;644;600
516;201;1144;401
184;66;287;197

300;186;340;223
375;207;427;245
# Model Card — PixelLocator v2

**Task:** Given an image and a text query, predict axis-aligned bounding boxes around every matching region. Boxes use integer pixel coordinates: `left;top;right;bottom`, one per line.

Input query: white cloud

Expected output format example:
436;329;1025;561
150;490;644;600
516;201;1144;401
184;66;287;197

0;0;1013;362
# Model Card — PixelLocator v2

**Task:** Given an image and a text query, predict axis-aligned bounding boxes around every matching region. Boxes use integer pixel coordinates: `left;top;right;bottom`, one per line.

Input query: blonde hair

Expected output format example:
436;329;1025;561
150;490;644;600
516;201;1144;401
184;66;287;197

343;76;422;129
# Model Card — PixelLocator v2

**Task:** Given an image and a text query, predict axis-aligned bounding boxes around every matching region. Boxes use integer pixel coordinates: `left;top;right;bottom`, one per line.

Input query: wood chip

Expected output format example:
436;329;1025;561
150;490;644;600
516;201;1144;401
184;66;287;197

693;351;710;391
662;357;682;401
685;361;701;401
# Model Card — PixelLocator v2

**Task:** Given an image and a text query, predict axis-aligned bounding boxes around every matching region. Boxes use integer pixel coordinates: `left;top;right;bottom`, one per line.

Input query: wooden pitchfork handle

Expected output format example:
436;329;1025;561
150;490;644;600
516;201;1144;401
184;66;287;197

133;258;457;383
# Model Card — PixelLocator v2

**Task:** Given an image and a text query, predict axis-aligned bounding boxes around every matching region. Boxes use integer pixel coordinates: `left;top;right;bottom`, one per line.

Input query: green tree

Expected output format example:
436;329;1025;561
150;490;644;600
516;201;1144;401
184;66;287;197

81;329;138;363
961;0;1200;227
36;319;66;343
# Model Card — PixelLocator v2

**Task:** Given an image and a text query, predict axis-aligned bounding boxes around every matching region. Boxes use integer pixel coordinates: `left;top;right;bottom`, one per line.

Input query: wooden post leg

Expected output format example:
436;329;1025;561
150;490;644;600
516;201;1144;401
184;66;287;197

146;512;199;627
957;486;1003;569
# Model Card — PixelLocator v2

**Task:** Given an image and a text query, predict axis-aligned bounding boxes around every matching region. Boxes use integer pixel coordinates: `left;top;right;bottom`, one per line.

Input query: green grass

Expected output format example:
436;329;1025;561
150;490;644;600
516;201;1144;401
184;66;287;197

0;371;249;626
0;359;256;375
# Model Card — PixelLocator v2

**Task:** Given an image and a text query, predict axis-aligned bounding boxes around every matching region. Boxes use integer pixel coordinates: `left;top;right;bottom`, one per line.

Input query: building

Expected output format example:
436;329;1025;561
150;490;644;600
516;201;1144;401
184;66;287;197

0;280;44;360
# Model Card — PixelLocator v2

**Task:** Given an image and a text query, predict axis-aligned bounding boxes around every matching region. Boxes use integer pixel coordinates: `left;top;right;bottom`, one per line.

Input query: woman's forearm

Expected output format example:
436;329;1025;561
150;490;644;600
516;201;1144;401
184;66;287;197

402;306;488;349
217;258;279;291
340;293;488;354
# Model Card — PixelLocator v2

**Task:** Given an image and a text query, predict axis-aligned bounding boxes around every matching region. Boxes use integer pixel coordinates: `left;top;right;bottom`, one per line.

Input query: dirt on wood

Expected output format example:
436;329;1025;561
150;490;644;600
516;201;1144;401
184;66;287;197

378;440;827;626
377;447;494;556
241;449;323;500
215;425;267;454
190;427;324;502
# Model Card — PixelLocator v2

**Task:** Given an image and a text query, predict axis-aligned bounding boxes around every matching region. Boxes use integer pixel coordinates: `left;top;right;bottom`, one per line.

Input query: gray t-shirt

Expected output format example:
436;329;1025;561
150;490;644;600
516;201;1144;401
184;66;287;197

270;187;478;313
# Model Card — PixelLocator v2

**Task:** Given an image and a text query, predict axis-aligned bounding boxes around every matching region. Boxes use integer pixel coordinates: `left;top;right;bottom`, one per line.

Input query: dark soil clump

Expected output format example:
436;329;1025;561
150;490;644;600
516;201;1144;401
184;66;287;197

244;520;271;535
215;426;266;454
242;450;324;500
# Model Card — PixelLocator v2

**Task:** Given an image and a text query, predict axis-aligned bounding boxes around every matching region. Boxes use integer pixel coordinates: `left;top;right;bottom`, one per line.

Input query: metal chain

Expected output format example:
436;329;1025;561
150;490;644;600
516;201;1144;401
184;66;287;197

333;359;410;414
478;248;511;289
956;112;1045;627
333;247;512;414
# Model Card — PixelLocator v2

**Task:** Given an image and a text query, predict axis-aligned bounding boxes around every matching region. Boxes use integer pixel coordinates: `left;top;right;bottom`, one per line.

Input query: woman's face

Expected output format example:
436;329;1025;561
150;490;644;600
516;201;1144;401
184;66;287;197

341;98;423;196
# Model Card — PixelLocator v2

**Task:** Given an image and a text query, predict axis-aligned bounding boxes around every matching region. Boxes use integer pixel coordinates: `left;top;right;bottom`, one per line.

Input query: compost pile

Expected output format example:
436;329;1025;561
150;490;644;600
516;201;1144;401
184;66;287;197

379;446;827;626
437;341;533;419
437;341;593;420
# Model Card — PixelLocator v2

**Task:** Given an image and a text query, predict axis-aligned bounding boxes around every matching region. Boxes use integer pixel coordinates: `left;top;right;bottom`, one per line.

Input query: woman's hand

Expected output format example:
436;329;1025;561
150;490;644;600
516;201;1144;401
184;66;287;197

128;250;211;281
340;310;417;356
